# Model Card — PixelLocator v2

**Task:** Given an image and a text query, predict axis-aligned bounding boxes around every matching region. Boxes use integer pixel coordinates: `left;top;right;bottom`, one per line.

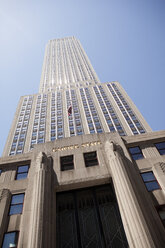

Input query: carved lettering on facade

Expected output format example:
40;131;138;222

52;141;101;152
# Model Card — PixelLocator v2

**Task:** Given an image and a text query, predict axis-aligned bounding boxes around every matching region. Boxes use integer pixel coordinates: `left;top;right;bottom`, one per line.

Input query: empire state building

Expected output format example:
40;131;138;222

0;37;165;248
3;37;151;157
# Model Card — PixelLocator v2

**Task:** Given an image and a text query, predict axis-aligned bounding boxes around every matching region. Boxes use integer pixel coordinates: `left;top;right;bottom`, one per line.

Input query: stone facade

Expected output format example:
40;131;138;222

0;131;165;247
3;38;152;157
3;82;152;157
1;37;165;247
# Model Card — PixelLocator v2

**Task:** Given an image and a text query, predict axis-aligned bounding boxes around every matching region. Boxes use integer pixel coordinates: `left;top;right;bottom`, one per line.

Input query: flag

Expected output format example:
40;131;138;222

68;106;72;116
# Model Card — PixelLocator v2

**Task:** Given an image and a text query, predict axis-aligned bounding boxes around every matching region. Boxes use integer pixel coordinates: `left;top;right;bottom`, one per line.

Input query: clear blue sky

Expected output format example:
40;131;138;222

0;0;165;155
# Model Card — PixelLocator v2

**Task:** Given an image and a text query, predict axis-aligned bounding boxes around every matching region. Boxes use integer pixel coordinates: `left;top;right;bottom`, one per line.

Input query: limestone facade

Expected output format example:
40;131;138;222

0;131;165;247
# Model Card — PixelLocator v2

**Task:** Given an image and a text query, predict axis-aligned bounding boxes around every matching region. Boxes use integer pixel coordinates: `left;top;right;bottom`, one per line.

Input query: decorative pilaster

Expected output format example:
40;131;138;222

105;140;165;248
28;152;55;248
0;189;11;245
153;162;165;194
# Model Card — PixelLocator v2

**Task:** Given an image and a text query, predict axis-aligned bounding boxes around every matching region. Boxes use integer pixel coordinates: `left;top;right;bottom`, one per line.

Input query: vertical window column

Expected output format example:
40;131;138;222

71;90;83;135
107;84;140;135
66;90;75;136
80;88;95;134
30;94;47;149
98;85;125;135
93;86;125;136
51;92;56;141
110;83;146;134
66;90;84;136
38;94;47;144
84;88;103;133
10;96;33;155
57;92;64;139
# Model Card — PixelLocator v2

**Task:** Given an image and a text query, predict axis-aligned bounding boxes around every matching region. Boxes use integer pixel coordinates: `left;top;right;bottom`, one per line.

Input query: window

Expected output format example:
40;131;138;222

157;205;165;227
2;231;19;248
16;150;23;154
38;139;44;143
9;194;24;215
128;146;144;160
10;151;15;156
60;155;74;171
84;151;98;167
16;165;29;180
155;142;165;155
141;172;160;191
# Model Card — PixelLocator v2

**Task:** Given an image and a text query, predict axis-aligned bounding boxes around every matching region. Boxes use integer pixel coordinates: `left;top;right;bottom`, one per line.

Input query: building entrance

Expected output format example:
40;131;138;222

56;184;128;248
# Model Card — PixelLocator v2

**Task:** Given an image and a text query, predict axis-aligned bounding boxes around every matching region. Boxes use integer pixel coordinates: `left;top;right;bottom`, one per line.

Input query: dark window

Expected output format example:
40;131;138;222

129;146;144;160
157;205;165;227
155;142;165;155
9;194;24;215
2;232;19;248
60;155;74;171
141;172;160;191
84;151;98;167
16;165;29;180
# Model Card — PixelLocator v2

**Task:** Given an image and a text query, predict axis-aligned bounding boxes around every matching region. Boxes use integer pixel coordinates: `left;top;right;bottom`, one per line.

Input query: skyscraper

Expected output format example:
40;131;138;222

39;37;100;91
3;37;151;157
0;37;165;248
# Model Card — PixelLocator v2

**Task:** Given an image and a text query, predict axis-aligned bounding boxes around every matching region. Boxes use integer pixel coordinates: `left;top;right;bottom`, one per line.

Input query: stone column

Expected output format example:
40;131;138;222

105;140;165;248
153;162;165;194
0;189;11;245
28;152;55;248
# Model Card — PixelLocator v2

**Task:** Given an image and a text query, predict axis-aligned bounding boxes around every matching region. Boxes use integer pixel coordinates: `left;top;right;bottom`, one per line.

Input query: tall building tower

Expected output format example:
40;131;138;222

3;37;151;157
0;37;165;248
39;37;100;92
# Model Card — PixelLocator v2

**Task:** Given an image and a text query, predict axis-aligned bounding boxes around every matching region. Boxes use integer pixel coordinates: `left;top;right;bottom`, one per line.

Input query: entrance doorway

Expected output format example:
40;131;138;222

56;184;128;248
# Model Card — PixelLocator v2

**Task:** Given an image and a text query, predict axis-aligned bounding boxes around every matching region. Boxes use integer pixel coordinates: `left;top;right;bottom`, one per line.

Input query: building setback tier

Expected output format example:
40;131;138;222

39;36;100;92
3;82;152;157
